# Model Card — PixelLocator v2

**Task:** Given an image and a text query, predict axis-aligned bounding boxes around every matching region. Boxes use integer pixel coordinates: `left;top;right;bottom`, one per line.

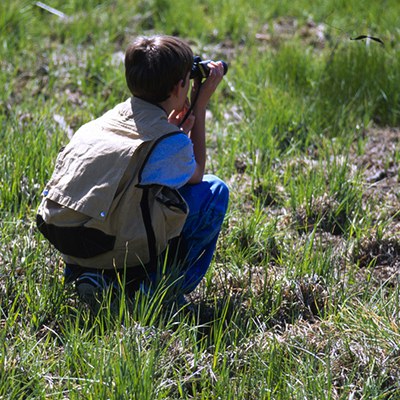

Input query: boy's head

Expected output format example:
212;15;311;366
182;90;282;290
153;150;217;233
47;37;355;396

125;35;193;104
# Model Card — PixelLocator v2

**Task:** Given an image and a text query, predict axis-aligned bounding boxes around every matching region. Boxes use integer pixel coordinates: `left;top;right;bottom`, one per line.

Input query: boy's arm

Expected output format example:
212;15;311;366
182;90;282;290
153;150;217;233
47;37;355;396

187;61;225;184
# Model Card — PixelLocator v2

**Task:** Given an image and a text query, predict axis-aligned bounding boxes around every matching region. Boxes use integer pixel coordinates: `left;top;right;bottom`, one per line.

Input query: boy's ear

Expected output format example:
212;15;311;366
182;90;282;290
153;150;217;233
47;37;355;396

171;80;182;97
172;79;185;97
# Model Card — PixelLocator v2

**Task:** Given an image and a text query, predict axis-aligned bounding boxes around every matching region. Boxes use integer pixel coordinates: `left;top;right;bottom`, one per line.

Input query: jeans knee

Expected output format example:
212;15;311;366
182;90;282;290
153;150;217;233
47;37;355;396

204;174;229;213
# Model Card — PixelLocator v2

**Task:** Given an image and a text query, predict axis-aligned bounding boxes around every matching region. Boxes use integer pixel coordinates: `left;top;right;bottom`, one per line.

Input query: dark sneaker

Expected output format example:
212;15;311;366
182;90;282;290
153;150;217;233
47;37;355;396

75;272;117;312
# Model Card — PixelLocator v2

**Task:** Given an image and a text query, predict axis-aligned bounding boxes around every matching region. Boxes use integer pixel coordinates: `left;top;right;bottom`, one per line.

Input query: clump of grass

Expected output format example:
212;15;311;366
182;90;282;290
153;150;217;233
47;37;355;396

285;151;364;237
315;42;400;128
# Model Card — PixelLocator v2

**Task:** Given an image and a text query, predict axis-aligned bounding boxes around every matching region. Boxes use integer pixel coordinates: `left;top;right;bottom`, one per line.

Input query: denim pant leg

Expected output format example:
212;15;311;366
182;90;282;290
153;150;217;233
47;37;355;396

177;174;229;293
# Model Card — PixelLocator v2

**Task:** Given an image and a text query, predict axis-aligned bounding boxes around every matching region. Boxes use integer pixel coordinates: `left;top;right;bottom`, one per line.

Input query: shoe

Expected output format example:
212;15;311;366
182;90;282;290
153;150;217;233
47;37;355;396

75;272;117;312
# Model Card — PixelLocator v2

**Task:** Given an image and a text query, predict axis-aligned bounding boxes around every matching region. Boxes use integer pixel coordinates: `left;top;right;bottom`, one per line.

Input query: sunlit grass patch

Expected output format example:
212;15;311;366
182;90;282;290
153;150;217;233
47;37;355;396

1;0;400;398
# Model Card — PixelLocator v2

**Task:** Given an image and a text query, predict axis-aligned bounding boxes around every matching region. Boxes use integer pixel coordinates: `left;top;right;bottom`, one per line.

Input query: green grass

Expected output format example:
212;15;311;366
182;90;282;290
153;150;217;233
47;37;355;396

1;0;400;398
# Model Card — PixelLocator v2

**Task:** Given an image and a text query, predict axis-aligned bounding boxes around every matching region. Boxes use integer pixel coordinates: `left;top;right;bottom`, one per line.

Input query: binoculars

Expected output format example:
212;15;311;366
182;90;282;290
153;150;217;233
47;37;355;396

190;56;228;79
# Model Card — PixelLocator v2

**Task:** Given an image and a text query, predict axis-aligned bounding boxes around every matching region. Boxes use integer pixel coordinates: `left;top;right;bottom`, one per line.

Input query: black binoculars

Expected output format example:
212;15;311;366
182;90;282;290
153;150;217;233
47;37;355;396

190;56;228;79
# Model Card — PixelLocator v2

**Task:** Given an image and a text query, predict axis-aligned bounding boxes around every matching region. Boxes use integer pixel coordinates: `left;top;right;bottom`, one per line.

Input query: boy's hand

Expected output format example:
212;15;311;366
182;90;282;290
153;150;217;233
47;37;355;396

192;61;225;110
168;98;195;134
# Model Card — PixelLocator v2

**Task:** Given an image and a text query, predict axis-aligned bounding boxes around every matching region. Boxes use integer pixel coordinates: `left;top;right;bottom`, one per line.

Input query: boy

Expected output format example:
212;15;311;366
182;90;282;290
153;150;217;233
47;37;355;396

36;35;229;307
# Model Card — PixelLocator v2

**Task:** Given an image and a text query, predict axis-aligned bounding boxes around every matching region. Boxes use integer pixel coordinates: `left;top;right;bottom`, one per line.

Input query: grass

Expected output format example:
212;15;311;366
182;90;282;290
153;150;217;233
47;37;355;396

1;0;400;398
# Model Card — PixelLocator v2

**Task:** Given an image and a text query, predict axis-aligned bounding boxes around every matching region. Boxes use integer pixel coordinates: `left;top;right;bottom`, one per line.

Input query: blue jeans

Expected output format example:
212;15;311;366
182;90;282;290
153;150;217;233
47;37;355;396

146;174;229;296
176;174;229;293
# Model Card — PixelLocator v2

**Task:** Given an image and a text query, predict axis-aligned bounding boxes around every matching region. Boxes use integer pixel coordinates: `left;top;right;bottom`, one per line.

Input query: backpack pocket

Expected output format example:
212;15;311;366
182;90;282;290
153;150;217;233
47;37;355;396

36;214;116;258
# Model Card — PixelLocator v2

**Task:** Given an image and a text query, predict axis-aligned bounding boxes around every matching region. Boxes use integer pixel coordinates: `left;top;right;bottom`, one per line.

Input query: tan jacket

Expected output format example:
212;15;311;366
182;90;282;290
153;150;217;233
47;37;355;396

37;97;189;270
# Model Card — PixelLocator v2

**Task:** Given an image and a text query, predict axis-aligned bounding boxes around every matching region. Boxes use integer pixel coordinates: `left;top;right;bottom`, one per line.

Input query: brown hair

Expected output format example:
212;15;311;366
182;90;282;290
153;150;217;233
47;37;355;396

125;35;193;103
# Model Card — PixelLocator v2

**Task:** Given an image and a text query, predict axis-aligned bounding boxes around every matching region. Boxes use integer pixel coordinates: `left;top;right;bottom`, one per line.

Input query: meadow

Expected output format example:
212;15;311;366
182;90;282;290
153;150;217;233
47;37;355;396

1;0;400;398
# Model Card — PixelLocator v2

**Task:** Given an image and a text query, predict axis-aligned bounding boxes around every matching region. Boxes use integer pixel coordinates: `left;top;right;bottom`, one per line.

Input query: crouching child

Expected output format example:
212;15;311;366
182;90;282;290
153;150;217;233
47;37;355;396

36;35;229;310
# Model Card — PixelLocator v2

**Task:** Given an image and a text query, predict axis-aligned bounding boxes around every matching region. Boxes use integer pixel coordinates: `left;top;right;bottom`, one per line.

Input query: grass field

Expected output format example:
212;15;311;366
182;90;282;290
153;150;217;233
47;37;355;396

1;0;400;398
